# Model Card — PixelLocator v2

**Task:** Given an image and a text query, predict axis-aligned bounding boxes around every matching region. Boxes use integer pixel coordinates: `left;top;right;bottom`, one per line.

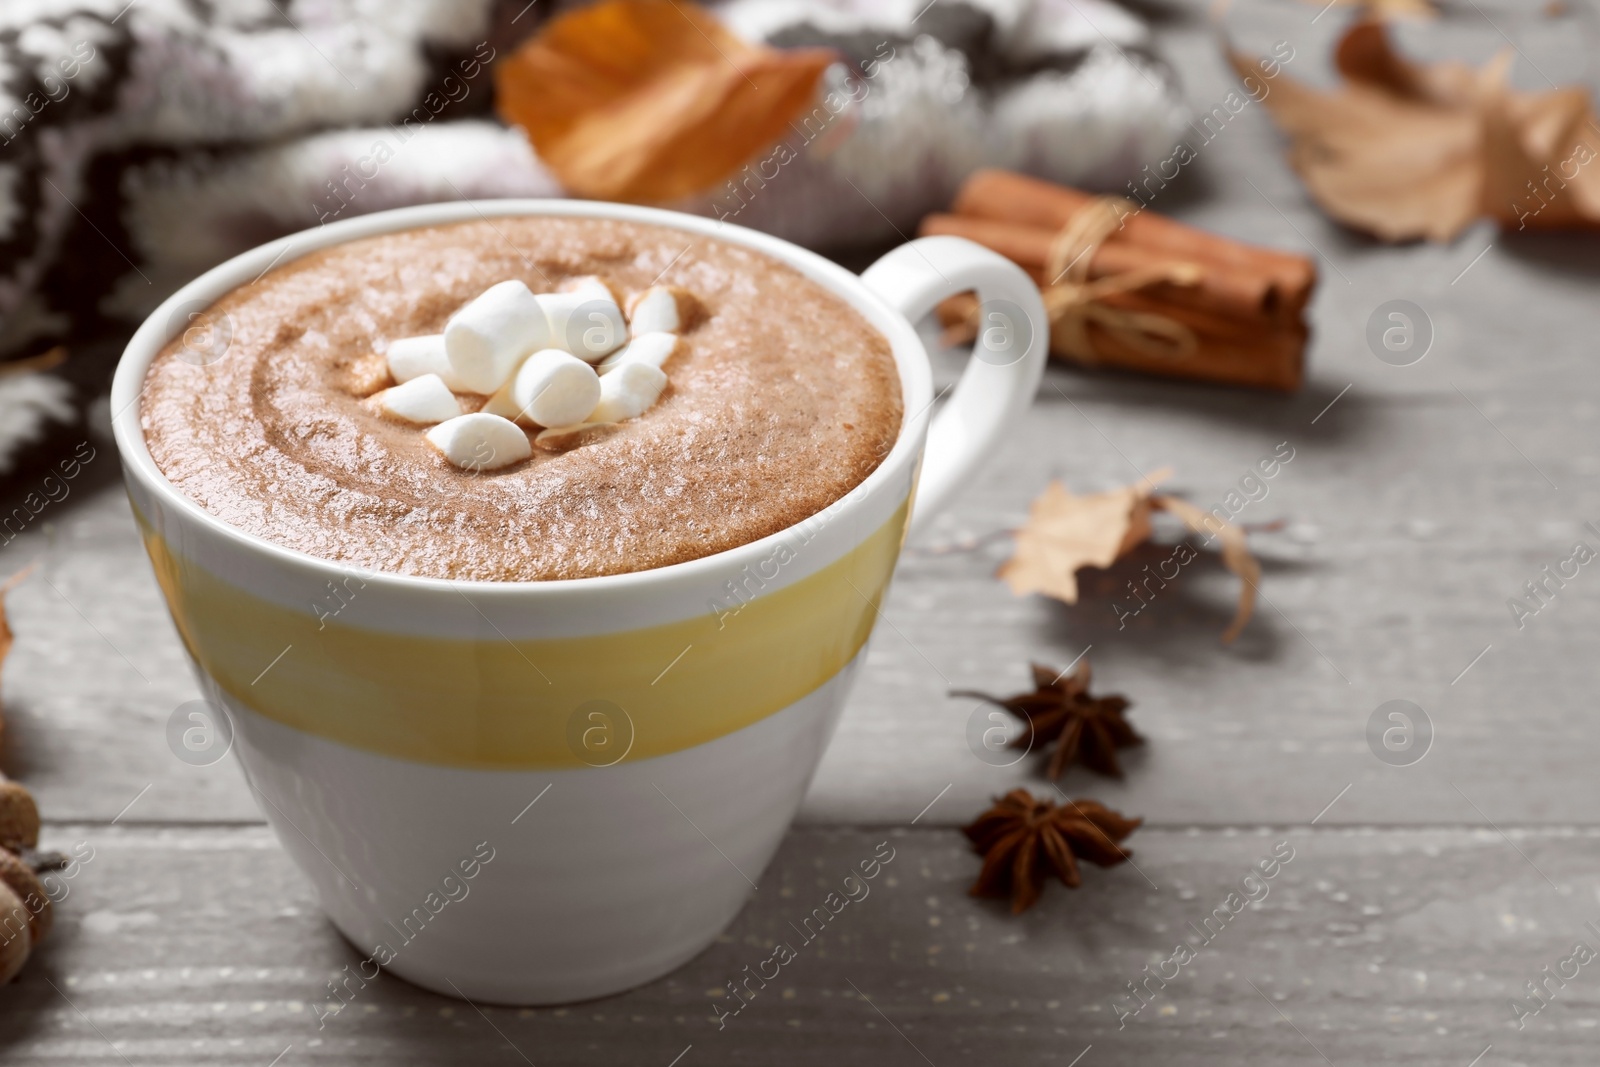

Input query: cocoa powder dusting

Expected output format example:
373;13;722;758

140;217;903;582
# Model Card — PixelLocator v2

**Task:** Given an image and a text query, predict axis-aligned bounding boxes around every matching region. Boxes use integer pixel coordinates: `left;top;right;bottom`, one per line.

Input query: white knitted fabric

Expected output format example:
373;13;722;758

0;0;1185;357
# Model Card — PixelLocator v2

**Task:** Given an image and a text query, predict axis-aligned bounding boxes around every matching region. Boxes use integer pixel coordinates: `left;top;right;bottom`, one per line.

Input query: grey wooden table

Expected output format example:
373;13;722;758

6;3;1600;1063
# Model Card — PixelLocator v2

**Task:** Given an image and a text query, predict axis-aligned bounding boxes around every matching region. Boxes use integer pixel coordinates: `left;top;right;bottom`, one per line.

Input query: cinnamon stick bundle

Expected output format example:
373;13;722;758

922;169;1317;391
921;214;1280;324
936;292;1306;393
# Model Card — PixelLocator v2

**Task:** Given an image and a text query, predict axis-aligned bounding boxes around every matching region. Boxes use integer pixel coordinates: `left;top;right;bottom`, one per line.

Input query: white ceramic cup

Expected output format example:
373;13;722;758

112;200;1047;1006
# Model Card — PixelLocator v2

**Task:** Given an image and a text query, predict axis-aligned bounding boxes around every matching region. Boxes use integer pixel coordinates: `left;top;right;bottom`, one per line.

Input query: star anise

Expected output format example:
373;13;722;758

963;789;1142;913
955;661;1142;780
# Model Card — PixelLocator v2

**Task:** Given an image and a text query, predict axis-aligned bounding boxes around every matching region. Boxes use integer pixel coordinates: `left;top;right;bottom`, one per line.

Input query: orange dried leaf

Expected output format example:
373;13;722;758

1487;86;1600;230
1332;19;1487;102
1233;19;1600;241
495;0;836;203
998;469;1172;603
1227;41;1479;241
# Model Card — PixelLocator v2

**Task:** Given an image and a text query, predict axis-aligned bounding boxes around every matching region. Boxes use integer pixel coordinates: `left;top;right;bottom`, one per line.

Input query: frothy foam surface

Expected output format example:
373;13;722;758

140;217;903;582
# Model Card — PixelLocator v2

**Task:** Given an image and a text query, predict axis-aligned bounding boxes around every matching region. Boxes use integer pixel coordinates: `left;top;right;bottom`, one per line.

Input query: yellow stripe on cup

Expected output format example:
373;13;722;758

138;503;909;768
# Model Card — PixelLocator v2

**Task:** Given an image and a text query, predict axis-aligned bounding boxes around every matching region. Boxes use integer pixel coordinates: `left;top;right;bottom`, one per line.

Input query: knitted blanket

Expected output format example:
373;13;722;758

0;0;1185;477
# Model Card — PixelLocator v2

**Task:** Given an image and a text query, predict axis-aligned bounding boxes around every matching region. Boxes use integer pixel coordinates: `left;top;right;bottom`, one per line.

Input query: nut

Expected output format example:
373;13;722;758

0;779;39;852
0;880;30;983
0;849;50;944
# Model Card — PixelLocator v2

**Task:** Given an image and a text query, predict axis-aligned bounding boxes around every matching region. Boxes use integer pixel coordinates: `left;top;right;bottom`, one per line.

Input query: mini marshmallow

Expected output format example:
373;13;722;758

424;413;532;471
597;331;680;374
386;335;468;391
377;373;460;424
625;286;686;335
445;280;550;393
479;378;526;423
512;349;602;428
591;360;668;424
538;291;626;362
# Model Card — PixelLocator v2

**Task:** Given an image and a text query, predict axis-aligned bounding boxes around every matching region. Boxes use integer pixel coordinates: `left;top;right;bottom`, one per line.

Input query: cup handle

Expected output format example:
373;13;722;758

861;236;1049;536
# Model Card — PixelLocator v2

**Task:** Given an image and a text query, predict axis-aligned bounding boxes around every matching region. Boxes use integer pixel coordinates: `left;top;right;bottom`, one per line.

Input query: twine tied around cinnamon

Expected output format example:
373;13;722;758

951;197;1206;365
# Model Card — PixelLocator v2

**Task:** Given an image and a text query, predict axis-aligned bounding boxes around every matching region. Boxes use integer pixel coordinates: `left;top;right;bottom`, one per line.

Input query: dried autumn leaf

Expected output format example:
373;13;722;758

998;468;1171;603
1332;18;1483;100
1152;496;1260;644
1233;19;1600;241
999;472;1260;643
494;0;836;203
1228;32;1481;241
1483;83;1600;231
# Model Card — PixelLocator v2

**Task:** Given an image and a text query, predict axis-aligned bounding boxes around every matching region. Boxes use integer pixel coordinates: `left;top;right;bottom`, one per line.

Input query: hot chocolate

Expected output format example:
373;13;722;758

139;216;903;582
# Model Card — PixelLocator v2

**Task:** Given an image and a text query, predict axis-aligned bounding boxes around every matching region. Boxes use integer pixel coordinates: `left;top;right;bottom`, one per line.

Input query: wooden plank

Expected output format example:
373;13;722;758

1;823;1592;1065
